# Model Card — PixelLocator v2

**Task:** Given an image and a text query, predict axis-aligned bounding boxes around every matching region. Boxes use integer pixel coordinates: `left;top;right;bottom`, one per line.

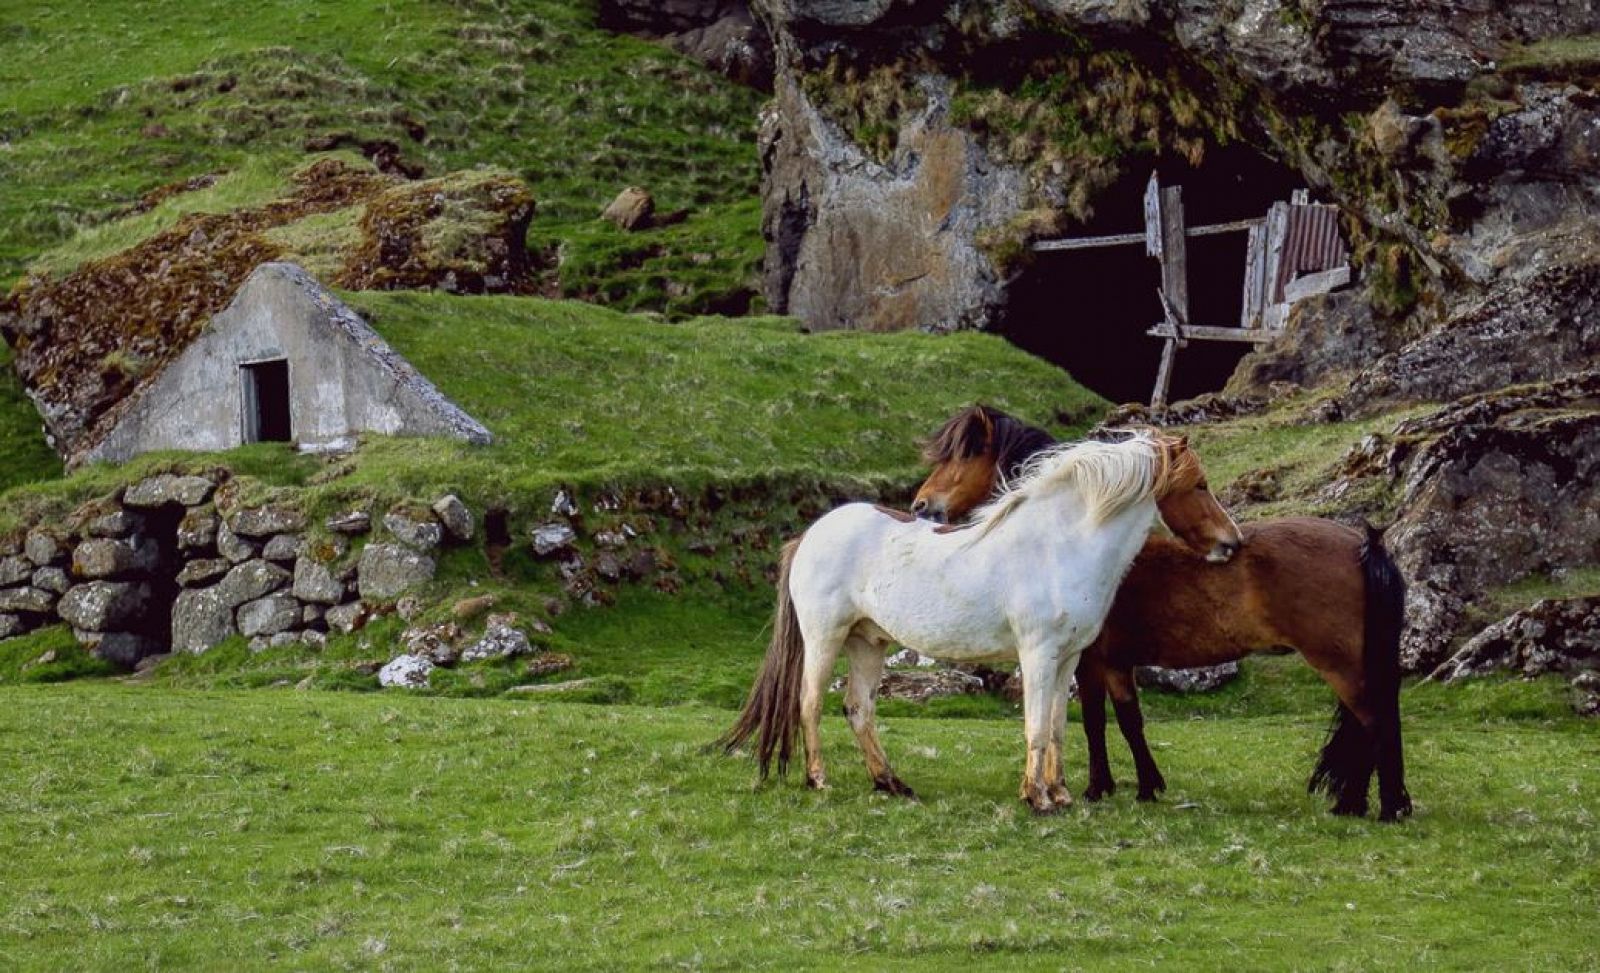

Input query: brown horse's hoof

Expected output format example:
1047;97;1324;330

1083;780;1114;802
873;775;917;800
1330;799;1369;818
1378;797;1414;822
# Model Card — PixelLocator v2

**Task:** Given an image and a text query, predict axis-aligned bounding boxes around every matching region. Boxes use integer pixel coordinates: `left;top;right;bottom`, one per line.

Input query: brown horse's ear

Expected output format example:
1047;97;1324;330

958;405;994;458
1176;434;1189;448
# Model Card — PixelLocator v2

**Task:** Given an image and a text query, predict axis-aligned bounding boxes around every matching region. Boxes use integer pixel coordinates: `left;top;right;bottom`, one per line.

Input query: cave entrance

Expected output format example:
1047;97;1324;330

999;148;1320;406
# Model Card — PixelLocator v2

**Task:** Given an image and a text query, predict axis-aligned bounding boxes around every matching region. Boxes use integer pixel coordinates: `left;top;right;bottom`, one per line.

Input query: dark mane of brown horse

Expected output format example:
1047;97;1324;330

922;405;1058;484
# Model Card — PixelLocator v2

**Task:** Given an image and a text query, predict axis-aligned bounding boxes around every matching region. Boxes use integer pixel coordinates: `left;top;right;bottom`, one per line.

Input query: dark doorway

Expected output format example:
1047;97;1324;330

999;147;1303;405
241;359;292;443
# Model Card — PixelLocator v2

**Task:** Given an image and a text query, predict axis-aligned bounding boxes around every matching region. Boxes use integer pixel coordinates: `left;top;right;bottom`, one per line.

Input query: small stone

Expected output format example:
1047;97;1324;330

0;614;25;639
0;555;33;586
58;581;149;631
595;551;624;582
31;566;69;595
396;595;424;621
524;653;574;678
400;621;464;665
600;186;655;230
262;534;302;562
177;508;219;552
238;594;300;637
230;504;306;538
269;631;300;648
384;509;443;551
326;509;371;535
531;523;577;557
452;594;496;620
176;558;230;588
0;587;55;615
326;602;368;634
123;474;214;508
135;653;169;673
292;557;344;604
594;530;627;549
72;536;161;580
551;490;579;517
431;495;474;542
301;603;325;627
461;613;535;662
1135;662;1241;694
248;636;270;653
302;630;328;650
24;530;65;566
217;521;256;563
357;544;436;601
379;654;434;689
85;509;145;539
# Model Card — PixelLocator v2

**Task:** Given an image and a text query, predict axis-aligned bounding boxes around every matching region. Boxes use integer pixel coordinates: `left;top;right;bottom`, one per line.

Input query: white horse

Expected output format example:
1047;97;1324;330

720;431;1241;813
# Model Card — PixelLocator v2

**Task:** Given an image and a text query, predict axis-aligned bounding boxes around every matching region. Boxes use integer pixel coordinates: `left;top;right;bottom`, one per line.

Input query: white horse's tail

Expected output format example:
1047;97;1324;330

716;536;806;777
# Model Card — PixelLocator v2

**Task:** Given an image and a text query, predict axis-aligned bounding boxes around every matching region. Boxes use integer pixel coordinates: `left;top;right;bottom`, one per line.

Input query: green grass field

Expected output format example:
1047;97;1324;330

0;678;1594;971
0;0;763;312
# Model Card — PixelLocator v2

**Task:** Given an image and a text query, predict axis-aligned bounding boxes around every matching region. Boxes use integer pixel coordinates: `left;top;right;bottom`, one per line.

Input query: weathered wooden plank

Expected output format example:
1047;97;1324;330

1148;324;1275;343
1151;184;1189;408
1260;201;1290;319
1032;231;1148;252
1282;264;1351;302
1185;218;1265;238
1240;222;1267;329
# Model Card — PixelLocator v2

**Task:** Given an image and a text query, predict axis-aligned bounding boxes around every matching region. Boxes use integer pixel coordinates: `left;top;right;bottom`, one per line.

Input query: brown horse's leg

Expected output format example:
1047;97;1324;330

1310;665;1377;817
1105;668;1167;801
843;638;914;798
1078;660;1116;802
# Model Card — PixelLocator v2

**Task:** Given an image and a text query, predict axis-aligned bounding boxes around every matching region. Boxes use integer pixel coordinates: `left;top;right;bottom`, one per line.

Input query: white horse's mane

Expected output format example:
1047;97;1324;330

965;432;1162;539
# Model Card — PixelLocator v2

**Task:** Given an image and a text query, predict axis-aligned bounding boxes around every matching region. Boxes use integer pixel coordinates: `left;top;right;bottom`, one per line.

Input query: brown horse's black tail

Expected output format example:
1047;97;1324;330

716;538;806;778
1310;524;1412;819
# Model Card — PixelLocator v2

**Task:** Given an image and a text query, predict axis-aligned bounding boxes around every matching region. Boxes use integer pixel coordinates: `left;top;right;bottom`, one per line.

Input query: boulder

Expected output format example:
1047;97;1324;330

1135;662;1241;694
460;614;536;662
216;559;291;606
58;581;149;631
383;509;443;551
0;555;33;586
85;509;144;539
326;509;372;534
24;530;66;567
378;654;434;689
123;474;215;508
216;521;256;563
177;508;219;552
77;630;160;667
292;557;345;604
171;587;237;653
873;668;986;702
261;534;302;562
1433;597;1600;688
72;536;161;580
325;601;368;634
531;523;577;557
600;187;655;230
431;495;474;541
237;594;300;638
230;504;307;538
357;544;436;601
30;566;69;595
176;558;230;588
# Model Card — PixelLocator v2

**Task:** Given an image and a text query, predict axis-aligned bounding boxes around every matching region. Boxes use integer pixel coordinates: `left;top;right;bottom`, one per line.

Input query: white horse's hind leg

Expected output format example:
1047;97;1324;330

1044;659;1077;808
799;622;848;790
844;637;915;798
1017;647;1064;814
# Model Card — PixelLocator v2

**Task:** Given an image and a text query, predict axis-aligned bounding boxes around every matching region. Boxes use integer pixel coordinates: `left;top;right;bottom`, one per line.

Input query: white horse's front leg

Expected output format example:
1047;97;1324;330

1017;647;1063;815
1044;655;1078;808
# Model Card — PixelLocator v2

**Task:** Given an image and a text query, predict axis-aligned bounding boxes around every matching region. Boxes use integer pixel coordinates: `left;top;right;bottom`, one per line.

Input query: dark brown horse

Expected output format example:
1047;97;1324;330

914;406;1413;821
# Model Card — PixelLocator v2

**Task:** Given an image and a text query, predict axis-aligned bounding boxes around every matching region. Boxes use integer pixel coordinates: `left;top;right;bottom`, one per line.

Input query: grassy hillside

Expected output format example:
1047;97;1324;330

0;681;1592;970
0;292;1105;531
0;343;60;491
0;0;764;312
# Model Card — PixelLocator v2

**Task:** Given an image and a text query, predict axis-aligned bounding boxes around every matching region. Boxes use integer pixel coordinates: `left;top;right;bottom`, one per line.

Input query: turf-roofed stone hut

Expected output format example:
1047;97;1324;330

83;262;490;464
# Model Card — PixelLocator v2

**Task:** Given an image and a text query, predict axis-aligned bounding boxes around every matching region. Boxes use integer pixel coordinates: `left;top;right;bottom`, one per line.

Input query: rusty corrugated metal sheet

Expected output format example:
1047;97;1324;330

1273;204;1346;303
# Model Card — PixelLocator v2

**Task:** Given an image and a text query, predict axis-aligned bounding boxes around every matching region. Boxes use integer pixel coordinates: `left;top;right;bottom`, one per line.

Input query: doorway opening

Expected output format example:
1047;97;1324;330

998;146;1304;404
241;359;292;443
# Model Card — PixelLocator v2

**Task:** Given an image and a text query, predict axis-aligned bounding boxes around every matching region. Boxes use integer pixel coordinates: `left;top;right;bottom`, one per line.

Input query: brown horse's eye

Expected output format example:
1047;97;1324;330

1197;480;1210;491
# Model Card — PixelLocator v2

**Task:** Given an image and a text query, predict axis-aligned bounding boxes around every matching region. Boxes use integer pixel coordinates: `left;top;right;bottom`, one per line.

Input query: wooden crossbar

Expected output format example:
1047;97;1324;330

1031;217;1263;252
1147;323;1274;344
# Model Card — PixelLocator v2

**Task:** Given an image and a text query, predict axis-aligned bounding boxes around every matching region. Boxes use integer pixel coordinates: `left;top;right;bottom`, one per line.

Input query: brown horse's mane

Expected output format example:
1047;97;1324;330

922;405;1059;485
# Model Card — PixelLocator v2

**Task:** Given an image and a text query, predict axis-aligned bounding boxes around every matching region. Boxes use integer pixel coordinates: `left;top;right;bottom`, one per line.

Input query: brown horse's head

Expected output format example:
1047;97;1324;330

1151;433;1242;563
913;405;1057;523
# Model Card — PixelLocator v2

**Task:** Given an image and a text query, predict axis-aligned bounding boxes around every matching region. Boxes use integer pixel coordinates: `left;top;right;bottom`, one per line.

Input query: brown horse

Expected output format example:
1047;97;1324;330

914;406;1413;821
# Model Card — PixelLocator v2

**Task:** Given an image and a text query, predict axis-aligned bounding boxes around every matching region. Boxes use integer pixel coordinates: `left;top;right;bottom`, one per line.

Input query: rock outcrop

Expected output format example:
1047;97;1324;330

1433;596;1600;715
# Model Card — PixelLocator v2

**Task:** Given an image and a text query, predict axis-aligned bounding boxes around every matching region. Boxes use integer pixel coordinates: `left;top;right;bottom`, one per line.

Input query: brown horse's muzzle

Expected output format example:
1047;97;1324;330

1207;538;1242;564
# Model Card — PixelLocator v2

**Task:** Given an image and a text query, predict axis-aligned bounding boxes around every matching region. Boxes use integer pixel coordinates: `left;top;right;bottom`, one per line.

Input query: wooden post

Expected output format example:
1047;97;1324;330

1150;184;1188;408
